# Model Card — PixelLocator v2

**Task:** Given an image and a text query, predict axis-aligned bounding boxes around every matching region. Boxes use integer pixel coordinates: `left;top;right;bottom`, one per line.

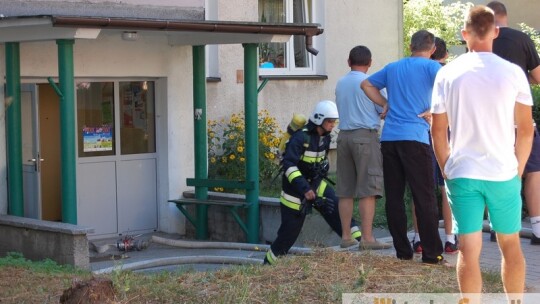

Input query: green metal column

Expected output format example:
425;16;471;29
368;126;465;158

243;43;260;244
5;42;24;216
192;45;209;239
56;39;77;224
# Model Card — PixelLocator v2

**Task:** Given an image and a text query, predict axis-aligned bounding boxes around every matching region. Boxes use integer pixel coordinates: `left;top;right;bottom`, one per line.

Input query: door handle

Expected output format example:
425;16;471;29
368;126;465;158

27;157;44;171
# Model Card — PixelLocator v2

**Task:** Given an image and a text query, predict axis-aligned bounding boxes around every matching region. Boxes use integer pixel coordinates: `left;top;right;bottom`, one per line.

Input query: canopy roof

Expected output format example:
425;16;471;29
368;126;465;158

0;15;323;53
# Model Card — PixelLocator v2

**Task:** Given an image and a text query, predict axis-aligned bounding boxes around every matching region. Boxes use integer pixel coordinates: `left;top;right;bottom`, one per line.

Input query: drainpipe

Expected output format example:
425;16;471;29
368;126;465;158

192;45;209;239
243;43;259;244
5;42;24;217
56;39;77;224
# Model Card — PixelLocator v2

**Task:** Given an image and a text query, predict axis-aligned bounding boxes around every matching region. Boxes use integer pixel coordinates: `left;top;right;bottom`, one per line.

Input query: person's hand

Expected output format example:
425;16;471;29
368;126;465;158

304;190;316;201
418;110;432;126
380;105;388;120
313;197;335;215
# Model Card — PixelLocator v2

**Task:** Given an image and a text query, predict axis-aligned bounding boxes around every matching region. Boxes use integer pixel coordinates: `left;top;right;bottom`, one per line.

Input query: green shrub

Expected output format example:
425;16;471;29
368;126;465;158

403;0;472;57
208;109;282;194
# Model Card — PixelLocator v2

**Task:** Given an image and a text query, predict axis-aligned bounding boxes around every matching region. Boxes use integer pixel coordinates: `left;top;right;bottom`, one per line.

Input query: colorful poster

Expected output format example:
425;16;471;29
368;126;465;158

82;125;113;152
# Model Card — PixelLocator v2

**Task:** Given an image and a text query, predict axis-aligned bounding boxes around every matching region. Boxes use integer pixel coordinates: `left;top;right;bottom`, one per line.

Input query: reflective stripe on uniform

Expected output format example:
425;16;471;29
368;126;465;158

300;150;326;163
351;225;362;239
280;191;302;210
316;180;327;197
285;166;302;183
265;250;277;265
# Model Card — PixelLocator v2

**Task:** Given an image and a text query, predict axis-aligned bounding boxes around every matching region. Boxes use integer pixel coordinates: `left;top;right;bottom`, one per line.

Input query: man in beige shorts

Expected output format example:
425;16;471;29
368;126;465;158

335;45;390;250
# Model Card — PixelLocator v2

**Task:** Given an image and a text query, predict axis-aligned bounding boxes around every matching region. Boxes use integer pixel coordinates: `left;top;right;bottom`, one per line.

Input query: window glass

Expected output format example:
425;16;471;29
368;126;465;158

119;81;156;155
77;82;115;157
258;0;313;72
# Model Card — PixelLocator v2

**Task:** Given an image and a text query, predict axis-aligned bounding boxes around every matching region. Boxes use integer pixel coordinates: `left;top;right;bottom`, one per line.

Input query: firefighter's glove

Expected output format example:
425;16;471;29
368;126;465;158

313;197;335;215
299;198;313;217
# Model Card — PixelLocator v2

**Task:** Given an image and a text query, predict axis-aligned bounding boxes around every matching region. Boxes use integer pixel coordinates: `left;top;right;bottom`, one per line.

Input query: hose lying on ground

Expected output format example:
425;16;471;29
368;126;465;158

151;235;313;255
93;256;262;274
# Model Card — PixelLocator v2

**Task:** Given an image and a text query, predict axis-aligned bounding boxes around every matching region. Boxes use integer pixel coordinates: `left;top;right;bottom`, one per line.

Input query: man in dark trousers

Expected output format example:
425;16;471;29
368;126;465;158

487;1;540;245
361;30;446;265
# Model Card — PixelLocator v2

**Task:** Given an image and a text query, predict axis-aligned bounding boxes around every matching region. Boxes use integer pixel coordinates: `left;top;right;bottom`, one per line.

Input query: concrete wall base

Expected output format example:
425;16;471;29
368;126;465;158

0;215;94;270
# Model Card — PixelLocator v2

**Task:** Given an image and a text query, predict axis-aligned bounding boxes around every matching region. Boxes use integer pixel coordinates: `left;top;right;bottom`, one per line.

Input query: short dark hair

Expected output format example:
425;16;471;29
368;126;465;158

348;45;371;66
430;37;447;60
411;30;435;52
486;1;507;16
465;5;496;39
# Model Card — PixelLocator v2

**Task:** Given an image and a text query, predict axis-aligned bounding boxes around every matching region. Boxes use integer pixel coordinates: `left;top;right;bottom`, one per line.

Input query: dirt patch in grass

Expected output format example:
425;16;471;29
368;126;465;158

0;250;505;303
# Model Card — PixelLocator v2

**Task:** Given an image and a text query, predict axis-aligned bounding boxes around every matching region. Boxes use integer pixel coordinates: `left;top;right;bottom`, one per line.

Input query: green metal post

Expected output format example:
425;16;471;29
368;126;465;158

5;42;24;216
243;44;260;244
56;39;77;224
192;45;209;239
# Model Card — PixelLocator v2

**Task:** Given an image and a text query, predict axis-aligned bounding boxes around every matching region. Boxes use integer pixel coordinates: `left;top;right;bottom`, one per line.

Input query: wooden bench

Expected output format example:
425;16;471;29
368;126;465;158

169;197;251;235
171;179;256;238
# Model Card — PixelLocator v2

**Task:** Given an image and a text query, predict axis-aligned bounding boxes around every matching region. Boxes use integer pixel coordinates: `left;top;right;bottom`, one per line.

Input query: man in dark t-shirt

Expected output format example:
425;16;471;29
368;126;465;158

488;1;540;245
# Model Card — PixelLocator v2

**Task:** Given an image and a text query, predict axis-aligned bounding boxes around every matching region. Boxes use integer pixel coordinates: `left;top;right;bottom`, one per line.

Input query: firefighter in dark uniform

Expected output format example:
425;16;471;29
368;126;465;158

264;100;362;265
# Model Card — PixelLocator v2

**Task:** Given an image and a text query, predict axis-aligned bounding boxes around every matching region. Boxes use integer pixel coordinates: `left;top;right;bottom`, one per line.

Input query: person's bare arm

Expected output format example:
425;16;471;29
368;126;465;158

529;65;540;84
515;102;534;177
418;110;432;125
361;79;387;107
431;113;450;178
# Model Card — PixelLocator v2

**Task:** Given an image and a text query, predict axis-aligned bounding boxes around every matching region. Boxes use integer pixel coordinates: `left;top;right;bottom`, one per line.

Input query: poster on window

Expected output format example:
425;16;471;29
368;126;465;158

82;125;113;152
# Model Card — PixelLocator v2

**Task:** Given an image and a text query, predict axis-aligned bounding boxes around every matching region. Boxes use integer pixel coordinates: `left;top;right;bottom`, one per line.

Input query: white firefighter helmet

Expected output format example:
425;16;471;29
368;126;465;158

310;100;339;126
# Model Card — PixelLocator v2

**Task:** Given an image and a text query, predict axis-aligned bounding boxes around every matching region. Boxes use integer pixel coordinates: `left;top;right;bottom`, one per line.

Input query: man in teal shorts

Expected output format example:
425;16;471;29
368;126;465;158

431;5;534;300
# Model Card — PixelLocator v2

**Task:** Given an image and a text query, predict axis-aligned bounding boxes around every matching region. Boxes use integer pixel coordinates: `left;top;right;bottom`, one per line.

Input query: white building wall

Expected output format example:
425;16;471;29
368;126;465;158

9;0;203;7
0;0;404;235
207;0;403;131
470;0;540;29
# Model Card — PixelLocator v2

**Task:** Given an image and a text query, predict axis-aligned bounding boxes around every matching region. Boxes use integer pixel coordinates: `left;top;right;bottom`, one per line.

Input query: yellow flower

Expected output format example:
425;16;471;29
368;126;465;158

229;134;235;140
210;157;216;163
240;157;245;162
222;156;228;163
237;146;244;153
229;154;236;160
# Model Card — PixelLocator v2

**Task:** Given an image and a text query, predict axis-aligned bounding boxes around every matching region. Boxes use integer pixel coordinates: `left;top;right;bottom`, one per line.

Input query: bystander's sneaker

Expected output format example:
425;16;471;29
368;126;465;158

444;235;459;254
412;239;422;254
490;230;497;242
531;233;540;245
444;241;459;254
422;255;452;268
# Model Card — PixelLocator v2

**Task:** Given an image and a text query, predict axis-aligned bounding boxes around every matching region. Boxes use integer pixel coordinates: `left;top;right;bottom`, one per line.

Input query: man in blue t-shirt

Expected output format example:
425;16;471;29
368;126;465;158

361;30;446;265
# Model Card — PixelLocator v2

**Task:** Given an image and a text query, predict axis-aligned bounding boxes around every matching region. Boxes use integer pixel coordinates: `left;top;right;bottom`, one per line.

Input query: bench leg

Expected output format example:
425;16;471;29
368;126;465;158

175;204;198;231
229;206;249;236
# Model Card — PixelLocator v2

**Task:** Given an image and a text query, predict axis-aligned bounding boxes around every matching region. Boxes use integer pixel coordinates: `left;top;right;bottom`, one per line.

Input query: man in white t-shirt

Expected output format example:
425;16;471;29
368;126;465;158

431;5;534;300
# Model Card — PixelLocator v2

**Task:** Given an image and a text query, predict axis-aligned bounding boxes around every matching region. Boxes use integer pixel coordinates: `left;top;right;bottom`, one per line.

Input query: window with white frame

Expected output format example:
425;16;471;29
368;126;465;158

258;0;316;75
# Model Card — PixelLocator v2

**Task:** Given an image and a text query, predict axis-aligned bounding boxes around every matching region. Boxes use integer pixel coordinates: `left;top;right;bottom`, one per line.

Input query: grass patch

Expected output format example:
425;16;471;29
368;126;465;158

0;250;508;303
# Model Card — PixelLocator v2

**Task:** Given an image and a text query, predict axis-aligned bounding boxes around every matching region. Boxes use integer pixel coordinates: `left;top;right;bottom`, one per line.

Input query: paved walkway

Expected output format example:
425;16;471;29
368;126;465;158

371;221;540;292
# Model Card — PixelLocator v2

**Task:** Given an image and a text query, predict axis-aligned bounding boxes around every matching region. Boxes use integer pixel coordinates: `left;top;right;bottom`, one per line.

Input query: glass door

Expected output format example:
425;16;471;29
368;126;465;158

76;80;158;236
21;84;41;219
